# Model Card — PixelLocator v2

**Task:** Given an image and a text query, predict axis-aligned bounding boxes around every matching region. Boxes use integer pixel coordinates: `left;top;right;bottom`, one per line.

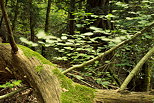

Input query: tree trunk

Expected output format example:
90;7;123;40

41;0;52;57
0;0;18;53
85;0;111;31
68;0;75;35
0;0;8;28
12;0;19;31
29;0;35;51
44;0;51;33
141;62;151;91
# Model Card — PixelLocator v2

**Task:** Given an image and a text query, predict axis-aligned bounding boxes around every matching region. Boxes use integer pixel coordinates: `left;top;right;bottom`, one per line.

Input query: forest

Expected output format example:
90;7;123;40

0;0;154;103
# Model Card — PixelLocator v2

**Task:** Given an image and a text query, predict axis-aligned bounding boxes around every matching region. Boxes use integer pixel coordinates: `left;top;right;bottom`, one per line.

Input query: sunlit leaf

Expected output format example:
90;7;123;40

64;47;72;50
12;80;22;86
61;36;67;40
82;32;93;36
36;30;46;39
20;37;38;46
126;17;134;20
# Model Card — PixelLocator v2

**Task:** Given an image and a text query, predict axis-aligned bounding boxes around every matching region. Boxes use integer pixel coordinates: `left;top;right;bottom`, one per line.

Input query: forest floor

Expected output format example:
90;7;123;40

1;62;154;103
1;86;154;103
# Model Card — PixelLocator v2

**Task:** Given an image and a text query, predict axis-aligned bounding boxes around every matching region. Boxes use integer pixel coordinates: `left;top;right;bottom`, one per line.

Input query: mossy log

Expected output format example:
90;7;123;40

95;90;154;103
0;44;154;103
0;44;61;103
0;44;94;103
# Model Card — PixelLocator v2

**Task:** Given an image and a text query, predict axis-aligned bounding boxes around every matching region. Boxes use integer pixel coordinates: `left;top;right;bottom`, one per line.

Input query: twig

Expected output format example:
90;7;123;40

0;87;29;100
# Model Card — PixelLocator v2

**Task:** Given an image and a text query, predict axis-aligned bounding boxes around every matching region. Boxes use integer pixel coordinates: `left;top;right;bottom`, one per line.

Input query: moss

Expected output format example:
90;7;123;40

53;69;95;103
35;65;43;72
18;45;54;66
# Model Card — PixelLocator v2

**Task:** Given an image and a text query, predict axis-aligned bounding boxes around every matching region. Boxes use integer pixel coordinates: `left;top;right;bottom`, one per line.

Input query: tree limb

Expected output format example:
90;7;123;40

0;0;18;53
0;87;29;100
119;46;154;91
62;22;154;74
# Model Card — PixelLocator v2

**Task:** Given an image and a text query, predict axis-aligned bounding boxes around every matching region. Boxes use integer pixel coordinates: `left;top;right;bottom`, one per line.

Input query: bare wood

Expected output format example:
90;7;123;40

94;90;154;103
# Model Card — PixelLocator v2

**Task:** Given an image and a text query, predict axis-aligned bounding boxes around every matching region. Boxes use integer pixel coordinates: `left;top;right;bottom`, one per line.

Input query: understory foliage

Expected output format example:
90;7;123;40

1;0;154;90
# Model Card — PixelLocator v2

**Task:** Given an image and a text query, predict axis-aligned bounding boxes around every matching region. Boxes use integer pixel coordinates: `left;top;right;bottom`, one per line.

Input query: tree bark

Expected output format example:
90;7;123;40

41;0;52;57
68;0;75;35
142;62;151;91
86;0;110;29
12;0;19;31
94;90;154;103
0;0;18;53
0;44;61;103
0;0;8;28
29;0;35;51
44;0;51;33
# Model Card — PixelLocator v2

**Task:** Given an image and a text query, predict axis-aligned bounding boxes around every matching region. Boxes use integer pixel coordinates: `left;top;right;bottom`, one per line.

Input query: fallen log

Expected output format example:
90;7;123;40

94;90;154;103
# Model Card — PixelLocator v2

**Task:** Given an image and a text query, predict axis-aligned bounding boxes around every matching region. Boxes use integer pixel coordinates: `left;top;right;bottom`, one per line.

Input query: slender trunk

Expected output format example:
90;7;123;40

0;0;8;28
0;16;4;29
44;0;51;33
86;0;110;29
68;0;75;35
0;0;18;53
29;0;35;51
41;0;52;57
12;0;19;31
142;62;151;91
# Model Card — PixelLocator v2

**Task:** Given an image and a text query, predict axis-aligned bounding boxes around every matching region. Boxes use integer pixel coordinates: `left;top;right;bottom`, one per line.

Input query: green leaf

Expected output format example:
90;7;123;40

145;35;152;39
101;81;110;86
82;32;93;36
76;24;84;28
74;75;84;80
61;36;67;40
12;80;22;86
36;30;46;39
105;14;116;20
105;61;110;63
64;47;72;50
20;37;38;47
115;2;128;8
91;15;99;18
126;17;134;20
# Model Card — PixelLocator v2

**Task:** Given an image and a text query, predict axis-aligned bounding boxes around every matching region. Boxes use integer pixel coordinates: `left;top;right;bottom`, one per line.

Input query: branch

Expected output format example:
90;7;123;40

119;46;154;91
0;0;18;53
62;22;154;74
0;87;29;100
